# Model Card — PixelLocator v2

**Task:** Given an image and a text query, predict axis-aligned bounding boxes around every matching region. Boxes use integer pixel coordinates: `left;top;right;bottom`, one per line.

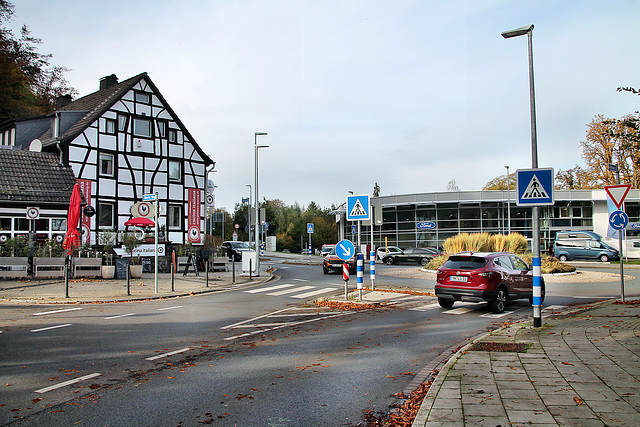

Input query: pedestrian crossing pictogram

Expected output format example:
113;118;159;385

522;174;548;199
350;199;367;217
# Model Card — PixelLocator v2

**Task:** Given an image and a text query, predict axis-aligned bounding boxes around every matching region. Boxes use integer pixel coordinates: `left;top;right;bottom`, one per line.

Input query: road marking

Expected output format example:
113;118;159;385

104;313;136;320
33;307;83;316
245;284;293;293
444;307;473;315
409;304;439;312
35;373;101;394
291;288;336;299
158;306;183;311
31;324;72;333
292;278;308;282
223;311;354;341
267;286;314;296
480;310;515;318
221;307;292;329
145;347;190;361
543;305;567;311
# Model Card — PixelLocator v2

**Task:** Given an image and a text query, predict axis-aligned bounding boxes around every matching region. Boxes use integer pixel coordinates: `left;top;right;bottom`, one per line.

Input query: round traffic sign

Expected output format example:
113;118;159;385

609;210;629;230
26;207;39;220
335;239;355;261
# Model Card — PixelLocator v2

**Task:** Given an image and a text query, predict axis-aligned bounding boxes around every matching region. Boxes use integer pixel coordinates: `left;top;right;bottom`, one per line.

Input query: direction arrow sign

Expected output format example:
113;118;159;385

335;239;355;261
604;184;631;209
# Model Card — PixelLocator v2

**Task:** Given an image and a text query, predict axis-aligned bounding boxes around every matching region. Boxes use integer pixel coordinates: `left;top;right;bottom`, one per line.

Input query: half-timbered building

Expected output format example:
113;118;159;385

1;73;214;246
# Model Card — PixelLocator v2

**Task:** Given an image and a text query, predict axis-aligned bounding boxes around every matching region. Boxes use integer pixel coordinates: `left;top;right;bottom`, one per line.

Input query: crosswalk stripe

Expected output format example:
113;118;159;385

444;307;473;315
267;286;314;296
244;284;294;294
291;288;336;299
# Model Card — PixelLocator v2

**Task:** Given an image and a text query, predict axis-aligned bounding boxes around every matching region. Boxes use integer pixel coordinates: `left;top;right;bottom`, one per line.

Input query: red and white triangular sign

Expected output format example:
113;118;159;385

604;184;632;209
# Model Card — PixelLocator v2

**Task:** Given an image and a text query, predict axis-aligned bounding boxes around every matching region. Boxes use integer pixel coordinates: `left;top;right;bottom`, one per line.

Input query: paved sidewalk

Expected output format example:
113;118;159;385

413;299;640;426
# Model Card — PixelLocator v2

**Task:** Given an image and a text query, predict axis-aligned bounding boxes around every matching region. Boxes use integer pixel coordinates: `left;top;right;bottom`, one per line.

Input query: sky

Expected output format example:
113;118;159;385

8;0;640;212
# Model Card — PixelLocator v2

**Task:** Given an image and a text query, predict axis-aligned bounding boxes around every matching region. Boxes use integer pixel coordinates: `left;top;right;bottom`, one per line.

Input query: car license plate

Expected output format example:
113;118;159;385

332;263;343;267
450;275;468;283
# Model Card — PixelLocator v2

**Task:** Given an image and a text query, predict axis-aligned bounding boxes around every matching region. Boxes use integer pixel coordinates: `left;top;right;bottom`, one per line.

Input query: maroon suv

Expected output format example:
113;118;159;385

435;252;544;313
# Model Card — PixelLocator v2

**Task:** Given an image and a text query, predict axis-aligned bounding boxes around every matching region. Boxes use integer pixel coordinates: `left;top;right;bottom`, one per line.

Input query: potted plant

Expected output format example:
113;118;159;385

99;229;116;279
121;231;143;278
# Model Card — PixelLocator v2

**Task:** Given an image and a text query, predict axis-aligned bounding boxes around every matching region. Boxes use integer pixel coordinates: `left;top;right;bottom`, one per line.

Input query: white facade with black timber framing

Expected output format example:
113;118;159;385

3;73;214;246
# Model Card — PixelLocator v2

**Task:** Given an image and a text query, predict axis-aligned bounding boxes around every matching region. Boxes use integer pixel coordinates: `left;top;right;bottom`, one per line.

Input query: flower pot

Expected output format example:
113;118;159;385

130;264;143;278
101;265;115;279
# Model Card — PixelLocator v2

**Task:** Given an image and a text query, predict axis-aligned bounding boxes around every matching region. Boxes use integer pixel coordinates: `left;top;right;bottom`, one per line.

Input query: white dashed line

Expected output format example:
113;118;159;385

145;347;190;361
103;313;136;320
31;324;73;333
35;373;101;394
158;306;183;311
33;308;83;316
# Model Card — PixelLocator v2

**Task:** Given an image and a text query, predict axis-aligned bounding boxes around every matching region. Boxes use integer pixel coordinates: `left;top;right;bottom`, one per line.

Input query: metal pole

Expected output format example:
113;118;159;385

254;132;267;276
127;263;131;296
171;259;175;292
246;185;252;248
64;257;69;298
506;165;511;234
154;192;158;294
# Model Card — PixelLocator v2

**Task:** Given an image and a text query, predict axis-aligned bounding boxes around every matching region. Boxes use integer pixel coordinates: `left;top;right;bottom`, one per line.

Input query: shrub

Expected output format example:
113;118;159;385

505;233;527;254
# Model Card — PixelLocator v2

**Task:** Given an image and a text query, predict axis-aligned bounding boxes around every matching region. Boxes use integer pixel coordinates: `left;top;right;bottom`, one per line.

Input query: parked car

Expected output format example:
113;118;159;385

320;244;336;257
435;251;544;313
381;247;434;266
553;231;619;262
323;247;356;275
376;246;402;260
220;241;250;262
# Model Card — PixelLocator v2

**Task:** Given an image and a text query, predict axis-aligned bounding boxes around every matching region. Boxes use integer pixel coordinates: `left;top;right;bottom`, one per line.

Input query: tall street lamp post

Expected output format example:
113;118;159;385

254;132;268;276
505;165;511;235
246;184;252;246
502;24;542;327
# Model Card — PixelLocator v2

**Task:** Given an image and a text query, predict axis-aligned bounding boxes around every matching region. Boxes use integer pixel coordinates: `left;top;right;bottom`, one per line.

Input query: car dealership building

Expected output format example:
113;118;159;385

338;189;640;257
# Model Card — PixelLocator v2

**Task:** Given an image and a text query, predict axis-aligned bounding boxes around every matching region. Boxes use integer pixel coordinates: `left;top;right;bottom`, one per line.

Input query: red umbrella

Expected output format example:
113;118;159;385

124;217;155;227
63;183;82;254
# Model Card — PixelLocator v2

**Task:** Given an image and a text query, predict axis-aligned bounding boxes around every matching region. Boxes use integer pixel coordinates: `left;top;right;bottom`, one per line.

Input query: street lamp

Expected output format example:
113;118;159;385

246;184;252;246
254;132;268;276
505;165;511;235
502;24;542;327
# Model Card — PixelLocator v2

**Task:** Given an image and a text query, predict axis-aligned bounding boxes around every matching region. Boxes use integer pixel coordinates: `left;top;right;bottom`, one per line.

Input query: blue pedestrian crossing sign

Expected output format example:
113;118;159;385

346;194;370;220
307;223;314;233
516;168;554;206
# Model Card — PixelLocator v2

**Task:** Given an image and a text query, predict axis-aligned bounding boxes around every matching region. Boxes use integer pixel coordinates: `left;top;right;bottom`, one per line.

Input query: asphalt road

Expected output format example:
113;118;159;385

1;260;636;426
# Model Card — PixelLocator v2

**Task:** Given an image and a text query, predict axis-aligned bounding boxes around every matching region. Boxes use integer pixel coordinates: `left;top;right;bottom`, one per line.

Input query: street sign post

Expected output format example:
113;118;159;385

605;184;631;209
335;239;355;261
307;223;314;257
346;194;370;259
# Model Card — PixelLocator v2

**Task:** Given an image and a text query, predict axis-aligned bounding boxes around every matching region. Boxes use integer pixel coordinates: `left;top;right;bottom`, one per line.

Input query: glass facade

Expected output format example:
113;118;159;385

345;196;598;252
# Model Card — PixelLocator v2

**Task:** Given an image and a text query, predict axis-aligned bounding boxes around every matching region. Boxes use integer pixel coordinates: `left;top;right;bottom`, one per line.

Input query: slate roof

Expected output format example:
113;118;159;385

0;148;80;206
39;72;213;166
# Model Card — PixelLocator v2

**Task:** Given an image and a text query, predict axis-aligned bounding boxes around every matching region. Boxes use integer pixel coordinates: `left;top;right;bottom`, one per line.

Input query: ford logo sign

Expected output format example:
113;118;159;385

417;221;436;230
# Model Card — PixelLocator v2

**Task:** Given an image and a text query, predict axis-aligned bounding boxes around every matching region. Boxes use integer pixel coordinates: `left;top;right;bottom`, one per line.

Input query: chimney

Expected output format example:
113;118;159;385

56;94;73;109
99;74;119;90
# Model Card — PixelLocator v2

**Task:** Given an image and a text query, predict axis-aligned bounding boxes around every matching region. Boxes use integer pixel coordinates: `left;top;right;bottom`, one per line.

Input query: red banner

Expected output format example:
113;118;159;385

77;179;92;244
187;188;202;243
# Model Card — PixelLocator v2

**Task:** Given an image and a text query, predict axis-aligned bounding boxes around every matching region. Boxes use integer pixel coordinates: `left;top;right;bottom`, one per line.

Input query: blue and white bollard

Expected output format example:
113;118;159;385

357;253;364;301
370;250;376;291
532;256;542;327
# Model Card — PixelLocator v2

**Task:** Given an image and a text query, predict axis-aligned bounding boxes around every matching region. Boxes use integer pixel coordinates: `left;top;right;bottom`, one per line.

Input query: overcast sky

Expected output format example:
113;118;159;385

9;0;640;211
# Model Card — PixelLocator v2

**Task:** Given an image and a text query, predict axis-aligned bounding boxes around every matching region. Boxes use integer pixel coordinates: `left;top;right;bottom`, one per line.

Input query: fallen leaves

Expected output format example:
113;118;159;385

574;396;584;405
315;300;384;311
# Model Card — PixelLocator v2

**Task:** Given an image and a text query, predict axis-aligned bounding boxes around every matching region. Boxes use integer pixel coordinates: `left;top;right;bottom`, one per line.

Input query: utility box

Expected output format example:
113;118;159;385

266;236;276;251
242;250;257;274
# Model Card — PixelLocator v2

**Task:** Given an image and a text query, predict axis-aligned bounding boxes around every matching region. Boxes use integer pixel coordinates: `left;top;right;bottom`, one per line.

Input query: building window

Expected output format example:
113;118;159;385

157;121;167;138
135;91;150;104
99;203;114;228
168;160;181;181
133;117;152;138
168;205;181;228
118;114;129;132
99;153;114;176
105;118;116;135
168;129;177;143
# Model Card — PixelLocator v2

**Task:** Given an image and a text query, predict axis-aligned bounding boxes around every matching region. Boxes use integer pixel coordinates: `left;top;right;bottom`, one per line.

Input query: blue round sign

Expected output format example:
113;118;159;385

335;239;355;261
609;210;628;230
